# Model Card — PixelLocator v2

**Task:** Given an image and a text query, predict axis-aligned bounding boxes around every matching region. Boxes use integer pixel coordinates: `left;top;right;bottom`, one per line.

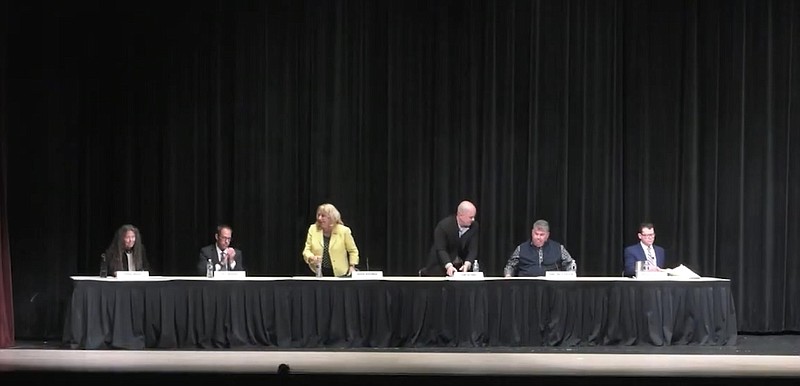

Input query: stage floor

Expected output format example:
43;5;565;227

2;334;799;385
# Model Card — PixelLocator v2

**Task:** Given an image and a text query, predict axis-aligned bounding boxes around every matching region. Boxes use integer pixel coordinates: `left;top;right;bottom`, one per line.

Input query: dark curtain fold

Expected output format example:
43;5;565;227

0;0;15;349
5;0;800;341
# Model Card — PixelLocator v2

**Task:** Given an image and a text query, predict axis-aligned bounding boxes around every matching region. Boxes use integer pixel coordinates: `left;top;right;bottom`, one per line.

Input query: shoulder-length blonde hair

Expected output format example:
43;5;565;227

315;203;344;228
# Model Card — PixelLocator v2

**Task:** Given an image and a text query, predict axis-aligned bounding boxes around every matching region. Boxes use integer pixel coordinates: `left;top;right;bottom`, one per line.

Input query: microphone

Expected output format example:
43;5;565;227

365;255;369;271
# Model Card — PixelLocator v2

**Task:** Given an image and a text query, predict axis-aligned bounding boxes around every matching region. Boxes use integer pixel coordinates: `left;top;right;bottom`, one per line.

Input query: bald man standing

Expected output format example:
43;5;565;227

422;201;480;276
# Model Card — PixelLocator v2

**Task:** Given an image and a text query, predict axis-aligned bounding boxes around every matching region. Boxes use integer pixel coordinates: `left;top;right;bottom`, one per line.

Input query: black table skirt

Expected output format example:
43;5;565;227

63;278;738;349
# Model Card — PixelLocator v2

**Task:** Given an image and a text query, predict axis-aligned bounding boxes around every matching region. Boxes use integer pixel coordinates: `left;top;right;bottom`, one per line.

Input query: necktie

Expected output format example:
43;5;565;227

646;247;656;269
220;251;226;271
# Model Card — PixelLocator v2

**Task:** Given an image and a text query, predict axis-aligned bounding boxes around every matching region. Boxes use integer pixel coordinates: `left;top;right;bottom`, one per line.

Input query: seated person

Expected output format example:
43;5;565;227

503;219;576;277
623;222;665;277
105;224;150;276
198;224;244;274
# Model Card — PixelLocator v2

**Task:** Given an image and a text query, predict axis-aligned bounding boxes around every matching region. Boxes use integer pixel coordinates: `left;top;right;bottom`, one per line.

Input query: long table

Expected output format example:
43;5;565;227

63;276;738;349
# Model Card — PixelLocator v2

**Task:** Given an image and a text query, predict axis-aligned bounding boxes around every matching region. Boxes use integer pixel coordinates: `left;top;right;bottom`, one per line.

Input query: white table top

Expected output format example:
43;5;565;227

70;275;730;282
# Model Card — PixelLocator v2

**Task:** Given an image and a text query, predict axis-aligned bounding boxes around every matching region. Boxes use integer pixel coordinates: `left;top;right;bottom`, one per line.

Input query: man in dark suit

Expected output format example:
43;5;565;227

422;201;479;276
623;222;665;277
198;224;244;274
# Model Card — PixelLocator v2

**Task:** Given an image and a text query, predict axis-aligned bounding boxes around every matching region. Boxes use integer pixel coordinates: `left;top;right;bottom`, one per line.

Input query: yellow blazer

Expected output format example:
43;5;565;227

302;223;359;277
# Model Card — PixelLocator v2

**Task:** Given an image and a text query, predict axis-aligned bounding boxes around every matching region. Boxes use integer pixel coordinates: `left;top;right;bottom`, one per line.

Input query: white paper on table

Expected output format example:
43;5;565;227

664;264;700;279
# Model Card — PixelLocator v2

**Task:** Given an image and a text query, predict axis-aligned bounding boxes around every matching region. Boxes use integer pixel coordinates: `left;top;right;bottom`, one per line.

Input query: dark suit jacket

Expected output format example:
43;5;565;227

198;244;244;274
623;243;665;277
423;215;479;276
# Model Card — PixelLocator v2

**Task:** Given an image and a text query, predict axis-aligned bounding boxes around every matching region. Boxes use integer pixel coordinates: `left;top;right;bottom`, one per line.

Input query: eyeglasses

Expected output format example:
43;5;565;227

640;233;655;238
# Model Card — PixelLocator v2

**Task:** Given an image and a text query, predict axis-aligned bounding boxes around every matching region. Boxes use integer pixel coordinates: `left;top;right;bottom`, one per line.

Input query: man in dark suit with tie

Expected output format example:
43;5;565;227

623;222;665;277
197;224;244;274
422;201;479;276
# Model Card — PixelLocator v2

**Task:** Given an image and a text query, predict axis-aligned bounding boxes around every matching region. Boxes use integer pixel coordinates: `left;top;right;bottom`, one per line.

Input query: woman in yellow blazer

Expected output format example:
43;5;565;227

302;203;359;277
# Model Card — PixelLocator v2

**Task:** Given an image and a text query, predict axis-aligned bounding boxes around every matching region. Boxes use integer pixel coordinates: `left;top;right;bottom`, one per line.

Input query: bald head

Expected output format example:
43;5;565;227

456;201;476;227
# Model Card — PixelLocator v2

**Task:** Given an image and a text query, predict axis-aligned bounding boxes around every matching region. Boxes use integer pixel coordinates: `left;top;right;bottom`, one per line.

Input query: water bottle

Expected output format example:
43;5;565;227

316;261;323;278
99;253;108;278
206;259;214;278
473;259;480;272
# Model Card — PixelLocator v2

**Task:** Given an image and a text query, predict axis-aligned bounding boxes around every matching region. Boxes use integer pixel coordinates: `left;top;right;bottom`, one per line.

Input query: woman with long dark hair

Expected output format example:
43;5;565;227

105;224;150;276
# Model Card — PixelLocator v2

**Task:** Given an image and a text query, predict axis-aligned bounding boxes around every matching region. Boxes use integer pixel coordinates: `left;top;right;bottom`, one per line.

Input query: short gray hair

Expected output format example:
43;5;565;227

532;219;550;232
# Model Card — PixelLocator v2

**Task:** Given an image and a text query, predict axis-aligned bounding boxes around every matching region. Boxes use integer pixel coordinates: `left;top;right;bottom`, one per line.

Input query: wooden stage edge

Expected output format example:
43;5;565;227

1;348;799;378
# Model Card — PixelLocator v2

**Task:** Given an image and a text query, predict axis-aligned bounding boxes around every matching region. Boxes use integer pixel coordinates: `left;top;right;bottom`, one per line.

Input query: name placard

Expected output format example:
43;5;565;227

545;271;577;279
213;271;247;279
351;271;384;280
636;271;669;280
450;272;485;280
115;271;150;280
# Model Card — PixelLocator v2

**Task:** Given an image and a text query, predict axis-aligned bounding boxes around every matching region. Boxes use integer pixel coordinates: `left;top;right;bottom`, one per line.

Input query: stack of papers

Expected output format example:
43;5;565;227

664;264;701;279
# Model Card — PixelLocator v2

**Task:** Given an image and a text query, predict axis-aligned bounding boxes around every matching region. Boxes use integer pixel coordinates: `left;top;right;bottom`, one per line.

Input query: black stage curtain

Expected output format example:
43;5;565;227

63;279;737;349
0;0;14;348
4;0;799;340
